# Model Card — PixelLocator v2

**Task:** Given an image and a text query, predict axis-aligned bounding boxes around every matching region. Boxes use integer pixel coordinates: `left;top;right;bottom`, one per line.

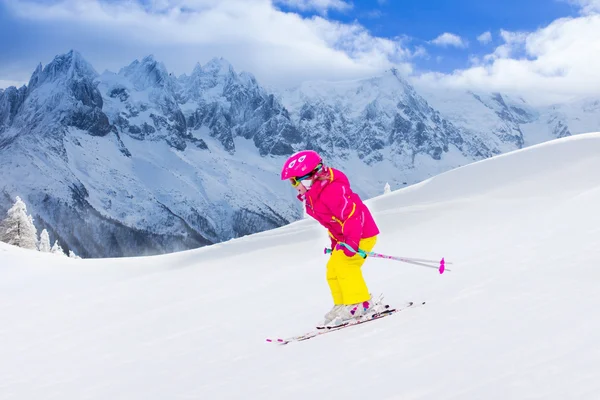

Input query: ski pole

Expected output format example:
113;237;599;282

324;242;450;274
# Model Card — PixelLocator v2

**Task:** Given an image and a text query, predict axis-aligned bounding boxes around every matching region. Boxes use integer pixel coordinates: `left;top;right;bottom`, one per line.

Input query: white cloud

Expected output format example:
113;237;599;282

481;30;528;62
468;55;480;65
430;32;468;48
477;31;492;44
412;46;428;59
273;0;352;14
414;14;600;105
3;0;411;88
564;0;600;14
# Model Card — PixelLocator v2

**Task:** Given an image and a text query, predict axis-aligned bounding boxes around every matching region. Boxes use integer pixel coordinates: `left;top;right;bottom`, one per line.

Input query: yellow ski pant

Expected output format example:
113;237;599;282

327;236;377;305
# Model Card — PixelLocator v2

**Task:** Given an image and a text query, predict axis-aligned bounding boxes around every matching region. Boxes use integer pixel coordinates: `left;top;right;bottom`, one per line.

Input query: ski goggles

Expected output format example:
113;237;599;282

289;172;313;187
289;164;323;187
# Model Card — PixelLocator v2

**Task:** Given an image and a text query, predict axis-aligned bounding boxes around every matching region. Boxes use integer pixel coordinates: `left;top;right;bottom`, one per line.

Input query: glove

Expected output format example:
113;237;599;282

335;242;357;258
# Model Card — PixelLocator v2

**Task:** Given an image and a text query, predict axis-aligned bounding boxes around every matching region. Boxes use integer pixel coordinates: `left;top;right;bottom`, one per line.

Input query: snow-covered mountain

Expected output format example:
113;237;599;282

1;50;598;258
0;51;297;258
2;132;600;399
280;69;496;165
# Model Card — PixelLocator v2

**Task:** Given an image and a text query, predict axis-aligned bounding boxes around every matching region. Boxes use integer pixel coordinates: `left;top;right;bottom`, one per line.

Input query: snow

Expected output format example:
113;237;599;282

60;126;291;237
2;132;600;399
521;97;600;146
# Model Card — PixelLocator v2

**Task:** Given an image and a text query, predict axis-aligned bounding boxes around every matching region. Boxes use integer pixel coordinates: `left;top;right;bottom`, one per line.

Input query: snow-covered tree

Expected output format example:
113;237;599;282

384;182;391;195
0;196;38;250
69;250;81;259
51;240;67;256
39;229;51;252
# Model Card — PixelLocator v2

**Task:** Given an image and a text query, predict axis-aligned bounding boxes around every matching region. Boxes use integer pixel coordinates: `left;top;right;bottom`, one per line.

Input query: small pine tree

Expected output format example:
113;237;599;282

39;229;51;252
384;182;391;195
0;196;38;250
68;250;81;259
51;240;67;256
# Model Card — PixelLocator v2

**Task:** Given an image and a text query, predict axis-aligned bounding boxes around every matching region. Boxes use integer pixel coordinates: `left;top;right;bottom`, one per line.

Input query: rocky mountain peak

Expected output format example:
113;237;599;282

14;51;111;139
202;57;236;77
191;62;203;76
29;50;98;91
119;55;174;91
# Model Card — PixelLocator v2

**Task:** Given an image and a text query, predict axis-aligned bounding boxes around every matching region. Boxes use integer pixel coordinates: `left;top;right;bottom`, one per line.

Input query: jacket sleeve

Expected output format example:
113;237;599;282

323;182;363;252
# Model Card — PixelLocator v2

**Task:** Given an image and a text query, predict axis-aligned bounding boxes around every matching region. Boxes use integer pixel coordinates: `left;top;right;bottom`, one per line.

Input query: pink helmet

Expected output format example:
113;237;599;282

281;150;322;180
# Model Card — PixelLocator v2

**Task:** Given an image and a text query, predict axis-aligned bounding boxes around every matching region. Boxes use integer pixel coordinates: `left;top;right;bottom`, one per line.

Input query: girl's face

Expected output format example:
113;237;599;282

295;179;312;195
289;168;323;199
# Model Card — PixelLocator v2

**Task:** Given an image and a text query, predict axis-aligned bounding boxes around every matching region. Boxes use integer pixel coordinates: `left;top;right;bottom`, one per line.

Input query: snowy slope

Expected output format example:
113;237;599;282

2;132;600;399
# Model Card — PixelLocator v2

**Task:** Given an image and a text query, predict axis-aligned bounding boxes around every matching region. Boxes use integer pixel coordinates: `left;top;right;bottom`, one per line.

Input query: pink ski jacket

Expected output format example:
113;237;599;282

305;167;380;251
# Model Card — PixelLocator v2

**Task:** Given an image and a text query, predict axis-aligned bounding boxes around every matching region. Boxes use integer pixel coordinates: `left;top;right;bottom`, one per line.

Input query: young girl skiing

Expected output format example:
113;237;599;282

281;150;383;327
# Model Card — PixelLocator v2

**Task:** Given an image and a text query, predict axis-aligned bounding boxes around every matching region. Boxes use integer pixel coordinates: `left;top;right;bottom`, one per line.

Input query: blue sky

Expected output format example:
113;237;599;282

0;0;598;104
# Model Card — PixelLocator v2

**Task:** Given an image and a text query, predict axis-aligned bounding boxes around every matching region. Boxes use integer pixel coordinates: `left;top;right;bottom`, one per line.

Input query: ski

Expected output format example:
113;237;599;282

266;301;425;345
